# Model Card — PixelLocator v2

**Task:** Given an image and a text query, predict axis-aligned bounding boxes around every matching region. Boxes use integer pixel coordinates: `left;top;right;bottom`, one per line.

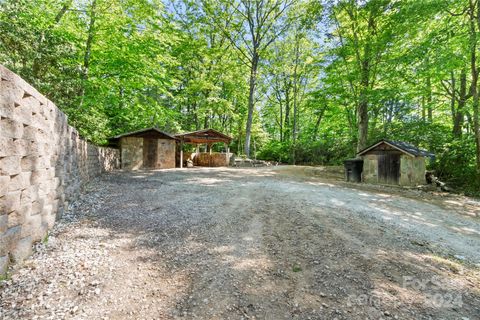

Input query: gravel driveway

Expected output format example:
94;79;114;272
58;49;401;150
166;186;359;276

1;167;479;319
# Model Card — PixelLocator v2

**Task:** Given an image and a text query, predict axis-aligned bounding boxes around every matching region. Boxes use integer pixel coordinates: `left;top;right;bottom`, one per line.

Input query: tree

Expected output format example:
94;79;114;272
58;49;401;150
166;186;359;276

203;0;298;156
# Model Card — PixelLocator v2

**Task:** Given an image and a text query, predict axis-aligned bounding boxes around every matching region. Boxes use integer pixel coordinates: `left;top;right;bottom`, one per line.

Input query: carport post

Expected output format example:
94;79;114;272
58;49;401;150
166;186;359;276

224;143;229;163
180;138;184;168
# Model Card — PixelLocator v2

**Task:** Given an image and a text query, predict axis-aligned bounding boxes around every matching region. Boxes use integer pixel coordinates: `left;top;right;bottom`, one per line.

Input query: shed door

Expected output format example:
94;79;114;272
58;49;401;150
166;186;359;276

378;153;400;184
143;138;157;168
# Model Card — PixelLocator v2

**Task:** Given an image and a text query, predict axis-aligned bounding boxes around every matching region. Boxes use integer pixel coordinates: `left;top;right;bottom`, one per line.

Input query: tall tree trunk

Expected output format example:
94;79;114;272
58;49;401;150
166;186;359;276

292;37;300;164
284;76;291;140
279;100;283;142
357;56;369;152
453;69;467;137
244;52;258;157
470;0;480;177
356;13;373;153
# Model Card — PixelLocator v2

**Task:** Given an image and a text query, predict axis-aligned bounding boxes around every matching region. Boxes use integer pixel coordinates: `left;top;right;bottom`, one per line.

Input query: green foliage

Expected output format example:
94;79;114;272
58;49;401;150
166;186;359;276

432;137;480;196
0;0;479;193
257;141;290;163
42;232;49;244
292;265;302;272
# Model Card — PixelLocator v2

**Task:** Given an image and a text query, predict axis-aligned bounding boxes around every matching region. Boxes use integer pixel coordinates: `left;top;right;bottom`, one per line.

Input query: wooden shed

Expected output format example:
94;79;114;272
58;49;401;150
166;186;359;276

108;128;177;170
357;139;434;186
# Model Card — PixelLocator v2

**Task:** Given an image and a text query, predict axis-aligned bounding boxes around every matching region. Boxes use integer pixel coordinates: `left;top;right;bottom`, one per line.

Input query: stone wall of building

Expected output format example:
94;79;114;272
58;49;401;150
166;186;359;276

399;155;426;186
361;154;378;184
361;153;426;186
120;137;143;170
156;139;176;169
0;65;119;275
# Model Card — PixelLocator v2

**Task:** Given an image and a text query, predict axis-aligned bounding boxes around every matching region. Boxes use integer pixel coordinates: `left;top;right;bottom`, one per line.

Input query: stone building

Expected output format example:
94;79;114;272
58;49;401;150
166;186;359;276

108;128;176;170
358;139;434;186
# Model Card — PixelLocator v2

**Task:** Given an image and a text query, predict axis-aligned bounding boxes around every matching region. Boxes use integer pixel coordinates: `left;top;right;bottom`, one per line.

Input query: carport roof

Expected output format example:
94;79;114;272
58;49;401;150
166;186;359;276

174;128;233;144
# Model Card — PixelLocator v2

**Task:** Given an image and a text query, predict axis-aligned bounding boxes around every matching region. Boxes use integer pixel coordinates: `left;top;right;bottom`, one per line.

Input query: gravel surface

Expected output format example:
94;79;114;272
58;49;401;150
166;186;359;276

1;166;479;319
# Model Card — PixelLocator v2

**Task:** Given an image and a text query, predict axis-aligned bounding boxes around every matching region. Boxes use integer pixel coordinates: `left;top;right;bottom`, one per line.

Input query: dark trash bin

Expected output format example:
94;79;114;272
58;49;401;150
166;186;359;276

344;159;364;182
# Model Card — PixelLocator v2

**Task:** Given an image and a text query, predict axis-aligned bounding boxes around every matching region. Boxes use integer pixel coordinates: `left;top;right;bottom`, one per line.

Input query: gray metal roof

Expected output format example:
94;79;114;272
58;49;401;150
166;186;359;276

357;139;435;157
109;128;177;140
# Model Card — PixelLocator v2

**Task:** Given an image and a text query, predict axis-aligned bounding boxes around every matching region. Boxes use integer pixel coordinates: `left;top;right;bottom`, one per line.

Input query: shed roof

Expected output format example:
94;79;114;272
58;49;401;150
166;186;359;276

357;139;434;157
175;128;233;144
109;128;176;141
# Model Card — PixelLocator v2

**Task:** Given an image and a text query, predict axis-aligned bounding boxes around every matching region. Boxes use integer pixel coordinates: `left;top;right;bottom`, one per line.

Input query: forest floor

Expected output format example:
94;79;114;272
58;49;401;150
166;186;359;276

1;166;479;320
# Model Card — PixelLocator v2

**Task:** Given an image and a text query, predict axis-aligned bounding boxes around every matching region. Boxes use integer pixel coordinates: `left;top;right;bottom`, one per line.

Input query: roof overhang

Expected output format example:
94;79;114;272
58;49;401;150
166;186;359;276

357;139;434;158
108;128;177;143
175;128;233;144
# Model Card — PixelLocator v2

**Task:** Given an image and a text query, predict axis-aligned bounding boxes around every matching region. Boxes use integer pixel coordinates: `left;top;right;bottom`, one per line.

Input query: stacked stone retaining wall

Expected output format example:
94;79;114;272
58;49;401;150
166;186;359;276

0;65;119;275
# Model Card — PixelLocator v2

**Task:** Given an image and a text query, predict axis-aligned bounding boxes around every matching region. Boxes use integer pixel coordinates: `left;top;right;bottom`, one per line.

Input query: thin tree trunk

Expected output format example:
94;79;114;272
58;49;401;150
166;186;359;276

313;107;325;140
244;52;258;157
426;75;433;122
279;99;283;142
284;77;291;141
292;36;300;164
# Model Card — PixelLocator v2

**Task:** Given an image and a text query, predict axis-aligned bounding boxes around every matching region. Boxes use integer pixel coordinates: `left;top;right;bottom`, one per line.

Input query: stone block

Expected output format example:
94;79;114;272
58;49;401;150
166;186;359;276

0;117;23;139
30;169;46;185
0;225;20;256
21;125;39;141
0;175;9;197
31;199;44;215
0;255;8;275
43;210;56;229
7;207;26;228
51;199;59;212
0;101;15;119
10;236;32;263
0;137;13;157
41;203;53;217
0;156;21;175
8;172;31;191
0;191;21;214
12;99;33;125
22;213;44;241
21;155;46;171
20;185;39;205
13;138;29;156
0;214;6;233
35;141;52;156
0;77;24;107
38;180;54;197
